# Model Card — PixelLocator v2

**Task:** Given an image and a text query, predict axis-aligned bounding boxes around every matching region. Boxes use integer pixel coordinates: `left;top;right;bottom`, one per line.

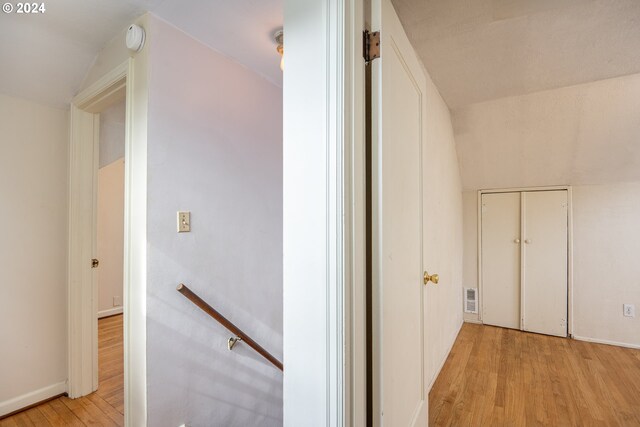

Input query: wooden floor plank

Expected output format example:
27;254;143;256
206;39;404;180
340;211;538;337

429;323;640;427
37;402;69;427
47;400;85;427
24;407;52;427
2;315;123;426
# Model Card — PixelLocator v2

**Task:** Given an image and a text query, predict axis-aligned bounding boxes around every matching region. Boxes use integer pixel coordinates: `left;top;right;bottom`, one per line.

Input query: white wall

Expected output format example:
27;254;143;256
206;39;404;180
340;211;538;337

145;15;282;427
97;158;125;318
421;69;465;389
99;100;125;168
456;75;640;347
461;191;480;324
0;93;69;415
572;183;640;348
79;28;130;93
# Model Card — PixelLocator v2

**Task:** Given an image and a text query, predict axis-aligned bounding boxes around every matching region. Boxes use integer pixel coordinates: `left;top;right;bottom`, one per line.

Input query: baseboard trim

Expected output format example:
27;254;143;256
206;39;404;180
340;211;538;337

427;319;464;392
463;318;483;324
0;381;67;417
572;334;640;350
98;307;123;318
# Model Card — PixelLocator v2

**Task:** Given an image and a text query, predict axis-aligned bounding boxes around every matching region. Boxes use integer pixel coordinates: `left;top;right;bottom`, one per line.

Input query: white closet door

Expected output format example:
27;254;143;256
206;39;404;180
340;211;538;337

481;192;521;329
522;191;568;337
371;0;426;425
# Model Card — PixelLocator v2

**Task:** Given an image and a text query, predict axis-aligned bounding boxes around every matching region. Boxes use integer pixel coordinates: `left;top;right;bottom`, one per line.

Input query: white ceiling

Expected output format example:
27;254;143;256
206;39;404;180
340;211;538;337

0;0;282;109
4;0;637;111
392;0;640;108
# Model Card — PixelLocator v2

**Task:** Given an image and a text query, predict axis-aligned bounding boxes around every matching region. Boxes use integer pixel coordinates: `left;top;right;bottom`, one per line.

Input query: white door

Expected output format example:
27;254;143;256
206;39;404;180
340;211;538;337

481;192;521;329
372;0;426;425
522;191;568;337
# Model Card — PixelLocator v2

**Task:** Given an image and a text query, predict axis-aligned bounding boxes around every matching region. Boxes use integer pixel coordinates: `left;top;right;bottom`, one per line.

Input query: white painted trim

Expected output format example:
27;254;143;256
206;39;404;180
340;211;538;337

520;192;526;330
69;88;117;397
98;307;124;318
477;186;573;335
69;19;148;425
0;382;67;417
478;185;570;194
567;187;574;337
92;110;100;391
427;320;463;392
283;0;357;424
344;0;366;424
329;0;346;420
70;64;129;398
572;335;640;350
476;191;483;323
74;62;128;114
122;32;149;426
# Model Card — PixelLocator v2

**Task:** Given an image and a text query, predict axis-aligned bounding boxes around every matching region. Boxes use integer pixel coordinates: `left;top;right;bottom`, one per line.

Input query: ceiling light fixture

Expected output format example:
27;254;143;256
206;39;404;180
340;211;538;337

274;29;284;71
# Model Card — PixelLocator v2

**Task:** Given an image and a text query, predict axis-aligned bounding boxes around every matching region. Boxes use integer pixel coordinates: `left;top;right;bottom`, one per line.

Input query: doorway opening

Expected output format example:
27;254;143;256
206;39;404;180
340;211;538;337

94;98;126;417
68;56;147;426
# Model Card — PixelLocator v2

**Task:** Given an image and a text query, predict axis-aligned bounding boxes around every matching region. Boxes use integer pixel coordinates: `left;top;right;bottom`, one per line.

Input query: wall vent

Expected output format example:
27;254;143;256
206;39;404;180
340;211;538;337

464;288;478;314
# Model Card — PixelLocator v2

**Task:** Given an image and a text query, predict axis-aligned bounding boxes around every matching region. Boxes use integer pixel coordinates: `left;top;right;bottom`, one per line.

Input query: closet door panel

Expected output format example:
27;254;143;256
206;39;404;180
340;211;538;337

481;192;521;329
522;191;568;337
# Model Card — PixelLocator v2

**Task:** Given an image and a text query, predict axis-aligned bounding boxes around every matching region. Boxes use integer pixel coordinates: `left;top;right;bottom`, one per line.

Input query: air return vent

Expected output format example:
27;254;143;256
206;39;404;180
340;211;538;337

464;288;478;314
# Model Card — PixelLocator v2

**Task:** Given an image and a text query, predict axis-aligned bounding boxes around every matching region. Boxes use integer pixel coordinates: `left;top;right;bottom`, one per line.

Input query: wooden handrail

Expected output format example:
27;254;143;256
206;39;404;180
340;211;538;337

176;283;283;371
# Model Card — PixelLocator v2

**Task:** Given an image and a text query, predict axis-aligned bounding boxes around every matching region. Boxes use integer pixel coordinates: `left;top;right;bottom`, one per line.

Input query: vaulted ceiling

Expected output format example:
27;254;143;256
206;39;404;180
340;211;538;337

2;0;639;118
393;0;640;108
0;0;282;109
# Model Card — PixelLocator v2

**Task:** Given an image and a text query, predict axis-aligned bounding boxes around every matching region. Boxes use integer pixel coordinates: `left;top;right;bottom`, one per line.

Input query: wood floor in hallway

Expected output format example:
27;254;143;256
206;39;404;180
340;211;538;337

429;323;640;427
1;314;124;426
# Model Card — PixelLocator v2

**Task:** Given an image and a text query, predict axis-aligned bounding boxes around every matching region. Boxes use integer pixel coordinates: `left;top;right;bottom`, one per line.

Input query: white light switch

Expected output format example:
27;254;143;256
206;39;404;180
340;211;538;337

177;211;191;232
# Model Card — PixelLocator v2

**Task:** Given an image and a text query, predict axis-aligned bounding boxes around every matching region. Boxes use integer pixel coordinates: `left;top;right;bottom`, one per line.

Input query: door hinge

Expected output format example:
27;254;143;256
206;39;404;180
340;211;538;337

364;30;380;64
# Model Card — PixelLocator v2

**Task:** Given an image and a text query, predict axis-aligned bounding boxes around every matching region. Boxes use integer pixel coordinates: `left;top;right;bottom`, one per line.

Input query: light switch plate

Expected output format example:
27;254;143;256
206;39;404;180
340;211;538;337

623;304;635;318
113;296;121;307
177;211;191;232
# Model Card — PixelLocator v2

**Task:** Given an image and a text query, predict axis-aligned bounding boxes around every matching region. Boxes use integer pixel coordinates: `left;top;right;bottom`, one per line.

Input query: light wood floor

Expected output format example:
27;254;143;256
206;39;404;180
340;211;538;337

429;323;640;427
1;314;124;426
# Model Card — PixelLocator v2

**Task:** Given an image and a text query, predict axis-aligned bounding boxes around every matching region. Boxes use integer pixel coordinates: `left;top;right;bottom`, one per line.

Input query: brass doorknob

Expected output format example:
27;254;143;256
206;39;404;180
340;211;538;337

423;271;439;285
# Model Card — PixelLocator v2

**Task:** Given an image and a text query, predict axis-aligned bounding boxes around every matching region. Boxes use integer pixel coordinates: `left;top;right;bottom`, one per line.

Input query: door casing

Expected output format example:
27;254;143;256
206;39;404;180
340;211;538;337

68;44;149;427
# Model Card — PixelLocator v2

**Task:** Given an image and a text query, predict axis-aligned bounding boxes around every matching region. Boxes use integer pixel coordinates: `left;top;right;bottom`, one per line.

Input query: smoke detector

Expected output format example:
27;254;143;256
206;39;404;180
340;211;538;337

126;24;145;52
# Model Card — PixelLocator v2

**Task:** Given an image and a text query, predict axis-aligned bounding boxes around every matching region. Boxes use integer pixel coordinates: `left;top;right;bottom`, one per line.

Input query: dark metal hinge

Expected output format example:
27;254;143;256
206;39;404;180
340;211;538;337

364;30;380;64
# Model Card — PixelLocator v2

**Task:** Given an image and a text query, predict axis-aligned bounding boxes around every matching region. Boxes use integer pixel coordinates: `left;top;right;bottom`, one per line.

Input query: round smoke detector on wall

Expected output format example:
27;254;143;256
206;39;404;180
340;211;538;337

126;24;145;52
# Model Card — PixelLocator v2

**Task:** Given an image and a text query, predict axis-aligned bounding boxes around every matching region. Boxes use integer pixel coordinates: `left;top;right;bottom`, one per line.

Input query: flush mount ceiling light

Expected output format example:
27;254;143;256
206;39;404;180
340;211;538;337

274;29;284;71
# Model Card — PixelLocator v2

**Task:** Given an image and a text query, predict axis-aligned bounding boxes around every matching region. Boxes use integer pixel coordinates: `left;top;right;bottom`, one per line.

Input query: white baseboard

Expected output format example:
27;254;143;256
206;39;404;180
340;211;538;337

427;319;464;392
98;307;123;318
463;318;483;324
572;334;640;350
0;381;67;417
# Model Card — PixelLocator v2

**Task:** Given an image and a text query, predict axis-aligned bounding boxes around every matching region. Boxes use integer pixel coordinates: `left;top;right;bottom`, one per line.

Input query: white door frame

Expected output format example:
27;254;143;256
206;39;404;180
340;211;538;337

283;0;366;425
345;0;367;424
477;186;574;336
68;25;149;425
